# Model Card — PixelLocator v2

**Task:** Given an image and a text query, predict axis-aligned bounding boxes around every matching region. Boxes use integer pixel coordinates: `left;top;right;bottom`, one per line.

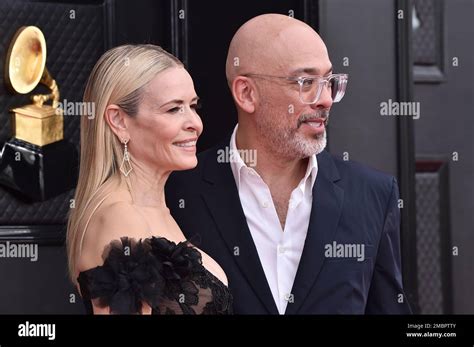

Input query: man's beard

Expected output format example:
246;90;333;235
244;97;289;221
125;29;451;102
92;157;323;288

255;108;330;159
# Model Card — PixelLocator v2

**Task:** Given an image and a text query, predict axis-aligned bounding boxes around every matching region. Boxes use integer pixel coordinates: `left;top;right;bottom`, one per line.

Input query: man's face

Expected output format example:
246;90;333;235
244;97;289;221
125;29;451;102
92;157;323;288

253;26;333;159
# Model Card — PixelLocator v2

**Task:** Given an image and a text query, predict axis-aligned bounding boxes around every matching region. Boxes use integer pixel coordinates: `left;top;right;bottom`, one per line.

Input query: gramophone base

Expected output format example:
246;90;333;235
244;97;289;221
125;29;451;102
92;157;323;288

0;138;78;201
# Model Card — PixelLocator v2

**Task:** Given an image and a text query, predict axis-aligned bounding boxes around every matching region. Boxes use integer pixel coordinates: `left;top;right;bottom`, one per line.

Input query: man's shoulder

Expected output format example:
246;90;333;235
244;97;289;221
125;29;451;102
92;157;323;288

196;139;228;164
320;151;397;196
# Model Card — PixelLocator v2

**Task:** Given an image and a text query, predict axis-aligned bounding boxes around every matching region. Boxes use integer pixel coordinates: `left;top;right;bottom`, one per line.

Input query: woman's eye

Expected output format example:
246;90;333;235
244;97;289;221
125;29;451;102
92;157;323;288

167;102;201;114
168;106;182;113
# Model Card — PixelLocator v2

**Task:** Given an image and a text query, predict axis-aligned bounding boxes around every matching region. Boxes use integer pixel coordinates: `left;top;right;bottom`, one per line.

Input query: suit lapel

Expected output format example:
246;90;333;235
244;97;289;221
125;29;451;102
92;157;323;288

200;141;279;314
285;150;344;314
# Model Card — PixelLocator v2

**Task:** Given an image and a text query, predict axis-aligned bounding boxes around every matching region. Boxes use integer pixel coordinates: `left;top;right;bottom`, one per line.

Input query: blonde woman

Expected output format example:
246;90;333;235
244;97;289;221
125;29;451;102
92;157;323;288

67;44;231;314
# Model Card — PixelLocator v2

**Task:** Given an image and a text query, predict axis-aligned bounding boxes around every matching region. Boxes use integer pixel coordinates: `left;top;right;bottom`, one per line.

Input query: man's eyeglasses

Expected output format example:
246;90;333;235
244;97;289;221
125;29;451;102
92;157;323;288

241;73;349;104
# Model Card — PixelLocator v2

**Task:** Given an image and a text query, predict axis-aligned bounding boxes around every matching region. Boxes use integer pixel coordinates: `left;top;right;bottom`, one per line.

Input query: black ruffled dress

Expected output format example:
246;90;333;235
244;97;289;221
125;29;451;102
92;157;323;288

77;237;233;314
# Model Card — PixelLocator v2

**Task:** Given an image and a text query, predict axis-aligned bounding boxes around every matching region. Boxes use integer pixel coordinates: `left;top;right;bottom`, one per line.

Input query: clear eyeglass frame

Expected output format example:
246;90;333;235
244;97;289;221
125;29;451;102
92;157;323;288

242;73;349;104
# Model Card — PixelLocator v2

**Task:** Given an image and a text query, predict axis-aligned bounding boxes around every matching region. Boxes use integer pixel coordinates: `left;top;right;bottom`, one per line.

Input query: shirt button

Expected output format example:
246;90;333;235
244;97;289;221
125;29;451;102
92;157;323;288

277;244;287;254
262;201;269;208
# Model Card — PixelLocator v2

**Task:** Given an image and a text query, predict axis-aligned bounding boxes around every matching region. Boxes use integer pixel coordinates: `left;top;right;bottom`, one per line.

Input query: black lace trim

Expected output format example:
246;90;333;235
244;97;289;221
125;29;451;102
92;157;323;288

78;237;232;315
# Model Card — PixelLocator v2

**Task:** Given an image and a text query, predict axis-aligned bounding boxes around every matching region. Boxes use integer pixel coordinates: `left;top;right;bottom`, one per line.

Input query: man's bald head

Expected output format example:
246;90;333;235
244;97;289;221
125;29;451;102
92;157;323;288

225;14;330;84
225;14;334;161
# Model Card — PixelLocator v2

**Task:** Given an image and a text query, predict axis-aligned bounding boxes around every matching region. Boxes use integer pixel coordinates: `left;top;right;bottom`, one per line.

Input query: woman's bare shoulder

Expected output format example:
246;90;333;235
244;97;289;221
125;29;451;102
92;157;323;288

77;190;150;273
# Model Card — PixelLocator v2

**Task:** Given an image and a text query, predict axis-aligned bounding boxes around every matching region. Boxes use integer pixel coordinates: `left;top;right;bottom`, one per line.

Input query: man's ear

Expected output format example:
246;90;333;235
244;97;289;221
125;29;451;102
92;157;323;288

231;76;257;114
104;104;130;141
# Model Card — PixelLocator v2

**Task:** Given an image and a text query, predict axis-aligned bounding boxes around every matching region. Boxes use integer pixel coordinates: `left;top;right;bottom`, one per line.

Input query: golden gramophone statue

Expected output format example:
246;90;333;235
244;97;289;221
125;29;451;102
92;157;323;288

0;26;78;201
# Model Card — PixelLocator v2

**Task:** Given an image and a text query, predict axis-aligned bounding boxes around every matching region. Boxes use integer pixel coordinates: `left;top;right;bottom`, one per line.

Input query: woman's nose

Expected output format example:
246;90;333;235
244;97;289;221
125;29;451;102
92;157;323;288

185;107;203;135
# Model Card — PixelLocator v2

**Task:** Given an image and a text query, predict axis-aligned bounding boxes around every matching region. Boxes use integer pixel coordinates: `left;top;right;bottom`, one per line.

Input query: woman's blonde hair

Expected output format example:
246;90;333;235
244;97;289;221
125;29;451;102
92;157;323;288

66;44;182;282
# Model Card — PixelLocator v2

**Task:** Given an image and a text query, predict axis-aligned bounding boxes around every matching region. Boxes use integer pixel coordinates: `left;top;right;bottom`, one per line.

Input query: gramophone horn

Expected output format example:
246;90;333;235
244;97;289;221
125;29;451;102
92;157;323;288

5;26;46;94
4;26;59;107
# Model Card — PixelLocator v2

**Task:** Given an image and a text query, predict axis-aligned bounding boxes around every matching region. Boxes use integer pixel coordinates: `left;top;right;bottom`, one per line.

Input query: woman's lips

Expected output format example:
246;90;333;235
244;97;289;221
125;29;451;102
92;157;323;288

172;138;197;152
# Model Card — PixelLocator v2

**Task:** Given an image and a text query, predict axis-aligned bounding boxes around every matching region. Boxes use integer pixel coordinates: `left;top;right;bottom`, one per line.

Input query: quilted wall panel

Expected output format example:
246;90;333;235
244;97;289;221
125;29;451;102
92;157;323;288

413;0;437;65
415;172;444;313
0;0;109;224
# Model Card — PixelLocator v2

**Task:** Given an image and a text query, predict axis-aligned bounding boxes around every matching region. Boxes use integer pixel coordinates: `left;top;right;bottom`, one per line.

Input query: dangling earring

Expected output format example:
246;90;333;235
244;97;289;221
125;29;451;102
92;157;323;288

120;138;133;177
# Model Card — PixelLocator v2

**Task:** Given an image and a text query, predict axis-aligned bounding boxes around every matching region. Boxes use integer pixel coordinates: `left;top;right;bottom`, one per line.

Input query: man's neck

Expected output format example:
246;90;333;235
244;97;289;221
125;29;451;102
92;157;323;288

235;124;307;189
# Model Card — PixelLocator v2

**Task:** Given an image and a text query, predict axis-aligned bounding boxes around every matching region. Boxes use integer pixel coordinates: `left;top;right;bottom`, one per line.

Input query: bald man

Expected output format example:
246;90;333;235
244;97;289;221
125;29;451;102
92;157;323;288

166;14;411;314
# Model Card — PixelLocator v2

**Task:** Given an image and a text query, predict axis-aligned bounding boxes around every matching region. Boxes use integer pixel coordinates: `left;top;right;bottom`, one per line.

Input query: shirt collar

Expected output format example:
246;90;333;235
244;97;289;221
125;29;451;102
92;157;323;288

229;125;246;189
301;151;318;196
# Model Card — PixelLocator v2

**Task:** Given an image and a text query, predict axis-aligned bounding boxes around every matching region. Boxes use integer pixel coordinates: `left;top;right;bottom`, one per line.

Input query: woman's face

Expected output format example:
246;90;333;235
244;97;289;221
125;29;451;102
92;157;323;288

127;66;203;173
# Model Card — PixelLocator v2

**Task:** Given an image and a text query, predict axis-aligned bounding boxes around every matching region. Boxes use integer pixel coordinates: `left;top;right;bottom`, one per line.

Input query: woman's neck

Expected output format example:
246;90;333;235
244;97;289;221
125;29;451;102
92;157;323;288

125;161;171;209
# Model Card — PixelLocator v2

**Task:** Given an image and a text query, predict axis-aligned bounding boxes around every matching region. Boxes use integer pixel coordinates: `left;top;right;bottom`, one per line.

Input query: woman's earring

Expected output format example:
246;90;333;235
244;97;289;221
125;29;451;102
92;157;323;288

120;138;133;177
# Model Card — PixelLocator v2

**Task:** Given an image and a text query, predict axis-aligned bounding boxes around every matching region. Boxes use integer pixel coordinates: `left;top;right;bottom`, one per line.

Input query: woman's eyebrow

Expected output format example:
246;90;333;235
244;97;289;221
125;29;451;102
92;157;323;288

160;99;184;108
159;96;199;108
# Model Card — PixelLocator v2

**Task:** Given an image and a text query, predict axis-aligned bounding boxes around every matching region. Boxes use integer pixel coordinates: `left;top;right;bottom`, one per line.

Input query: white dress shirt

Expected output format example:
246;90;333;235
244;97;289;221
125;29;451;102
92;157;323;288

229;125;318;314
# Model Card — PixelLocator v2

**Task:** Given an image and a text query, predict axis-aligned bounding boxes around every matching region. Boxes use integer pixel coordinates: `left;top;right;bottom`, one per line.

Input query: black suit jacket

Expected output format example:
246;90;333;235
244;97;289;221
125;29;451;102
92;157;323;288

165;137;412;314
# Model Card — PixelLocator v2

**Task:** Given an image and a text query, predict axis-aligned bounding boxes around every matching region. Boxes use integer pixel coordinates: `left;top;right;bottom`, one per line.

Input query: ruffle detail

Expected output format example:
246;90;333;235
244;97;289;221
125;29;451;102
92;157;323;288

77;237;164;314
148;237;204;306
148;237;203;281
77;236;207;314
